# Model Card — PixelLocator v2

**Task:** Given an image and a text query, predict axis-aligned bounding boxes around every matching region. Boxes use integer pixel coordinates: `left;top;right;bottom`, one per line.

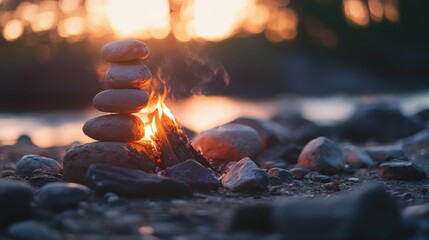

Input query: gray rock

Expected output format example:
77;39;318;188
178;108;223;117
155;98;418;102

229;117;292;148
93;89;149;114
83;114;145;142
272;185;401;240
87;164;192;198
104;61;152;89
379;161;426;181
297;137;345;175
342;145;376;168
289;167;309;180
102;39;149;62
365;144;406;165
339;100;424;142
192;124;263;163
16;155;62;178
399;129;429;175
403;203;429;220
166;159;220;191
8;221;60;240
221;157;268;192
63;142;156;184
267;168;293;183
0;180;34;225
36;182;90;211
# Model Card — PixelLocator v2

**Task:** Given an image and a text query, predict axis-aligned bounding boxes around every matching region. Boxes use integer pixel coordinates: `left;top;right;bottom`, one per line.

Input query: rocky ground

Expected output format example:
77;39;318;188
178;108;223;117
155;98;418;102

1;99;429;240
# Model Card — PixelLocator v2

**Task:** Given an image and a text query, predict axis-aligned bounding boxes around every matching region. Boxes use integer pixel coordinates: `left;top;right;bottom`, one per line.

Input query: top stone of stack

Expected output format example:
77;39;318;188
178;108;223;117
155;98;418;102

102;39;149;63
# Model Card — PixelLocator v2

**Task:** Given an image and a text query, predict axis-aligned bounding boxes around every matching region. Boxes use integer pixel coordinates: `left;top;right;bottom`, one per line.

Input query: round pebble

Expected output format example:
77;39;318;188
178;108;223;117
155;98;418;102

16;154;62;178
102;39;149;62
36;182;91;211
93;89;149;114
8;220;60;240
83;114;145;142
104;61;152;89
0;180;34;225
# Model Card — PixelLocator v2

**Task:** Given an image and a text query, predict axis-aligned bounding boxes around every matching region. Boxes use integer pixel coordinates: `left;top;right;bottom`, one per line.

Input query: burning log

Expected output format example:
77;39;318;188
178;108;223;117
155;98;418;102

150;109;209;169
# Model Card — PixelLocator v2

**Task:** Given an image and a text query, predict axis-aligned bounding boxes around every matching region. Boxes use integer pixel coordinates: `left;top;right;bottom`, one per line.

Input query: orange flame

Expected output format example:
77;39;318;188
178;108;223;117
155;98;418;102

137;79;176;148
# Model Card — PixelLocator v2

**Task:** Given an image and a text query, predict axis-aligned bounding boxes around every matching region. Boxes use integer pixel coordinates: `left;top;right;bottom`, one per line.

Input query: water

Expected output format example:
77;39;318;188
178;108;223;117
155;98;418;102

1;92;429;148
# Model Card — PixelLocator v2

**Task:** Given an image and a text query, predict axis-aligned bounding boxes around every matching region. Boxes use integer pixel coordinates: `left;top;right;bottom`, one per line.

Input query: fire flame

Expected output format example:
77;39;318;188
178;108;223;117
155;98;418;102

138;80;177;148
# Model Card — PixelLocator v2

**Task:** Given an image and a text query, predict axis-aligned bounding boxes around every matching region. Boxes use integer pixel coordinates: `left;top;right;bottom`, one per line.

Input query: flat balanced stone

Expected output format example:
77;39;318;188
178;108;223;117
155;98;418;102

63;142;157;184
105;61;152;89
102;39;149;63
93;89;149;114
83;114;144;142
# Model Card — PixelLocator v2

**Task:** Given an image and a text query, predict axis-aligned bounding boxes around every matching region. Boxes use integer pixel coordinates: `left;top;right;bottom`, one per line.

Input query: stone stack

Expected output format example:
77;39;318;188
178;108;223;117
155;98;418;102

83;39;152;142
63;40;157;184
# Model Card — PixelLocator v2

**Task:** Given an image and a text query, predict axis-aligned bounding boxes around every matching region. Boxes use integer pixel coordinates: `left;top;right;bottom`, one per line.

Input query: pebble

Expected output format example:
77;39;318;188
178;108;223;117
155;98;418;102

192;124;263;163
365;145;406;165
8;220;60;240
87;164;192;198
36;182;91;211
0;180;34;225
102;39;149;62
166;159;220;191
104;61;152;89
83;114;145;142
16;154;62;178
403;203;429;220
379;161;427;180
297;137;345;175
289;167;310;180
272;185;400;240
93;89;149;114
221;157;268;192
339;100;424;142
63;141;156;184
342;145;375;168
267;168;293;183
347;177;360;182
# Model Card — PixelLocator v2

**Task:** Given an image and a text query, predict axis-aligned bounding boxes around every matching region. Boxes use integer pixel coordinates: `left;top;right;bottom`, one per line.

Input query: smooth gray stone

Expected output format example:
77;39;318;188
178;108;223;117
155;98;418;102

16;155;62;178
102;39;149;62
8;221;60;240
93;89;149;114
104;61;152;89
36;182;90;211
0;180;34;225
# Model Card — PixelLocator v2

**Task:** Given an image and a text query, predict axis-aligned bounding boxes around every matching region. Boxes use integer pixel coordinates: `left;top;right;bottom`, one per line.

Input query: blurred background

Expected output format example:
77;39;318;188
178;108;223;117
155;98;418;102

0;0;428;147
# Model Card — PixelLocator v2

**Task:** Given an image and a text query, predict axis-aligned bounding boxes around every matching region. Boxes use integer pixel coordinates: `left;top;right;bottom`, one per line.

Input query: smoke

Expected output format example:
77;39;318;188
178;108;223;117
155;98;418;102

156;44;230;99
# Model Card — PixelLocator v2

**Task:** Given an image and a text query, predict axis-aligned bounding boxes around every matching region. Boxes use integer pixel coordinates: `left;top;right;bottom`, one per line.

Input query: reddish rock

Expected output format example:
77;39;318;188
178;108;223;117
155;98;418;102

93;89;149;114
192;124;263;163
102;39;149;62
63;142;157;184
83;114;144;142
104;61;152;89
297;137;345;175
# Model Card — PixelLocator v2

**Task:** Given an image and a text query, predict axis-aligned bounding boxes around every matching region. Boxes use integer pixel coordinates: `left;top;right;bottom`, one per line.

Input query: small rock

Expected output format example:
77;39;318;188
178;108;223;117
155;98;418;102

36;182;90;211
267;168;293;183
87;164;192;198
193;124;263;163
63;142;156;184
365;145;406;165
0;180;34;225
342;145;376;168
166;159;220;191
8;221;60;240
83;114;145;142
379;161;426;181
102;39;149;62
297;137;345;175
347;177;360;182
104;61;152;89
16;155;62;178
221;157;268;192
403;203;429;220
272;185;401;240
289;167;310;180
93;89;149;114
304;172;332;183
229;117;291;148
339;100;424;142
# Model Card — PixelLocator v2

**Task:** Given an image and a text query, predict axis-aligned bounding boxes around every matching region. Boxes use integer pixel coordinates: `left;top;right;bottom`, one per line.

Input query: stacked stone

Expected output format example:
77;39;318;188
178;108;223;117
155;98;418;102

83;39;152;142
